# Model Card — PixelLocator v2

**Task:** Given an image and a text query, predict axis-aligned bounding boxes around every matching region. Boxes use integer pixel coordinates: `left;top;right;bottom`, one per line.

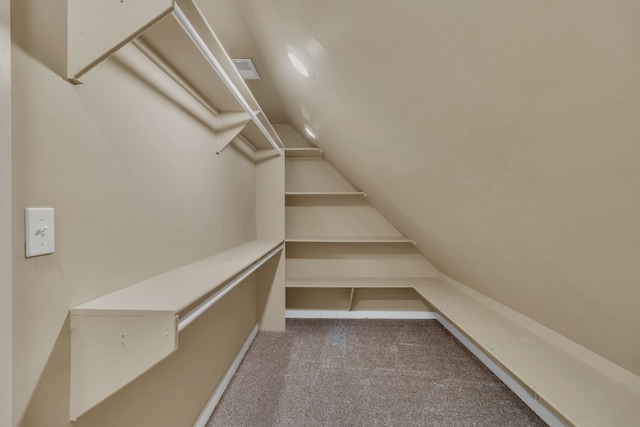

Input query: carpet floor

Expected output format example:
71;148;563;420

208;319;547;427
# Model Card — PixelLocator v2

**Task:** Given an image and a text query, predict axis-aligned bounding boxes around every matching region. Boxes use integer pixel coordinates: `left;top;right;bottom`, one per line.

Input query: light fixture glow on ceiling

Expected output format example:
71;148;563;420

287;46;311;77
304;124;318;140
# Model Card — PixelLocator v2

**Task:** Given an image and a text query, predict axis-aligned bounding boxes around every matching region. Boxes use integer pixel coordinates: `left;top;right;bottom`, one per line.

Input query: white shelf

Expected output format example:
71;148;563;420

285;191;367;198
413;278;640;427
67;0;284;155
73;240;281;313
285;158;356;193
70;239;282;421
285;236;416;244
284;148;324;158
286;204;405;238
286;277;428;288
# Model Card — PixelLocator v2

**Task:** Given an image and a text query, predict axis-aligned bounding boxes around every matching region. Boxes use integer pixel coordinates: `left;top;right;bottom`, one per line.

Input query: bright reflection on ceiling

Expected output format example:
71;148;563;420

287;46;311;77
304;124;318;139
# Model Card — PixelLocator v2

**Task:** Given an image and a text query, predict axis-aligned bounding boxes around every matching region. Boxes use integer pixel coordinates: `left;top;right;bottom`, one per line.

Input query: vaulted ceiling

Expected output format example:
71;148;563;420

202;0;640;375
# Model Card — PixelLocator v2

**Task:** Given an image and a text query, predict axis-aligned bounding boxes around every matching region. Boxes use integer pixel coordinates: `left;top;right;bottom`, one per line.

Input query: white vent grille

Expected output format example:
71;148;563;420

232;58;260;80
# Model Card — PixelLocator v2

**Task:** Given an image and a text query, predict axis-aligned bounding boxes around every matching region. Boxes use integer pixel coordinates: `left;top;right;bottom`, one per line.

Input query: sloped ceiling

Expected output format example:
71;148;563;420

210;0;640;374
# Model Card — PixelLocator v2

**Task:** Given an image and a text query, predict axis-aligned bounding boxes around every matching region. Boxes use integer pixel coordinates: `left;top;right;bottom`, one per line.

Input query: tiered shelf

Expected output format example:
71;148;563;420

283;152;430;314
285;236;416;244
285;191;367;197
284;148;324;158
286;277;427;288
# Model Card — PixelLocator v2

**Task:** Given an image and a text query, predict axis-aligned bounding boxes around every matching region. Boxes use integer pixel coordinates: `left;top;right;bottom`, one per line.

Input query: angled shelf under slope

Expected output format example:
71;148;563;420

285;191;368;198
286;277;428;288
70;239;283;421
413;278;640;427
67;0;283;156
286;236;416;244
284;148;324;158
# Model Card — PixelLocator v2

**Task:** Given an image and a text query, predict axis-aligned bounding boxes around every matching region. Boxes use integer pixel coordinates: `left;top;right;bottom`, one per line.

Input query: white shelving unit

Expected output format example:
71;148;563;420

283;148;435;313
67;0;284;157
65;0;287;419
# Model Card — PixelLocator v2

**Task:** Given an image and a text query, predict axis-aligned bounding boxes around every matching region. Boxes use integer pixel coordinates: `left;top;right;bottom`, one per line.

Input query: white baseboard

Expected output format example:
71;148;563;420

435;314;566;427
285;310;437;319
192;323;259;427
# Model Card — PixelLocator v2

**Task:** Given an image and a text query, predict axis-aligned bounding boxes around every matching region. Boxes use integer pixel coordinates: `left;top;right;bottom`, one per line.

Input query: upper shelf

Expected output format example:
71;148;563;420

286;237;416;244
285;192;368;198
285;148;324;159
67;0;283;155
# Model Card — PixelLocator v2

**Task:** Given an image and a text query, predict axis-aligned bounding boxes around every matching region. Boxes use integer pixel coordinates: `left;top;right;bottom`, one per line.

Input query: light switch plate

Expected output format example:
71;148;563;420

25;208;55;257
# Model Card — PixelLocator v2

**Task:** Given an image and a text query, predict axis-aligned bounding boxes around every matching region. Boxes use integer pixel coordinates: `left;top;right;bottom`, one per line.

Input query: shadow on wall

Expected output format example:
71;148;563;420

11;0;68;79
17;316;71;427
18;279;259;427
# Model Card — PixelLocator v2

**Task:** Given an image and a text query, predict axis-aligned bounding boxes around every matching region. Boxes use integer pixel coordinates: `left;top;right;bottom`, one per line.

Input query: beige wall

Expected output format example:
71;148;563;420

1;0;12;424
11;0;260;425
242;0;640;375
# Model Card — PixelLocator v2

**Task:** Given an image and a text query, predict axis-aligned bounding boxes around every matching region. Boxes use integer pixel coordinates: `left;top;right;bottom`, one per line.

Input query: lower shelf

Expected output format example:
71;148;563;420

285;236;416;244
69;239;283;421
286;287;430;312
412;278;640;427
286;277;428;288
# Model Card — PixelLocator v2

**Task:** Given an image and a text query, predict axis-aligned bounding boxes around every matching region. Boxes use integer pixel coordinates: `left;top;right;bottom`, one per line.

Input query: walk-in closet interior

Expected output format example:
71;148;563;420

4;1;640;426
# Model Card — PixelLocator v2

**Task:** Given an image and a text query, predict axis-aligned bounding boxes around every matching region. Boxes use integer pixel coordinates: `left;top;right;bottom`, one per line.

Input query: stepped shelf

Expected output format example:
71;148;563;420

284;148;324;158
285;236;416;244
285;191;367;198
70;239;283;420
286;277;429;288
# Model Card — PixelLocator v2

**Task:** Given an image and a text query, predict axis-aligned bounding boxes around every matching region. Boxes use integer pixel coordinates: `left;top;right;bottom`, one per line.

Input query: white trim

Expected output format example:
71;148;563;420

434;314;567;427
192;323;259;427
285;310;437;320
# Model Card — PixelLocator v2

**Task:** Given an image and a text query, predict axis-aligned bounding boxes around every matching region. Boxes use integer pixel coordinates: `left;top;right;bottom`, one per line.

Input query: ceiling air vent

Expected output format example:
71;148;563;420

232;58;260;80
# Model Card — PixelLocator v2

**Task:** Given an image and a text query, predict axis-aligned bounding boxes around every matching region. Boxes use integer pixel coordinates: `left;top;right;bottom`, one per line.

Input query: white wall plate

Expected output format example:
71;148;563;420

25;208;55;257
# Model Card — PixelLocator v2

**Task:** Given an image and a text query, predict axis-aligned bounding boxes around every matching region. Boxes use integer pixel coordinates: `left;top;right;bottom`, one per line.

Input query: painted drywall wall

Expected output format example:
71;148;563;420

240;0;640;375
11;1;259;425
1;0;12;424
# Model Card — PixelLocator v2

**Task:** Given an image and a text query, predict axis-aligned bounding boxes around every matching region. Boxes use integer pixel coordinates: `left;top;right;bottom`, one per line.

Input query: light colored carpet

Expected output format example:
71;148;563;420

208;319;547;427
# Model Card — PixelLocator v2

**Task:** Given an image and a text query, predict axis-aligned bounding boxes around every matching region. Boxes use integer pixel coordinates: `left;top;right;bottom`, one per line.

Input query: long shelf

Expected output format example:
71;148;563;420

285;191;367;198
284;148;324;158
286;277;428;288
73;240;281;313
285;236;416;244
70;238;283;421
413;278;640;427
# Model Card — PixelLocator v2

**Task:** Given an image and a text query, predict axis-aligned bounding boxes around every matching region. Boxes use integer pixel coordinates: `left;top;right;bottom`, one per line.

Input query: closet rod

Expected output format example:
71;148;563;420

172;4;283;156
178;242;284;332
